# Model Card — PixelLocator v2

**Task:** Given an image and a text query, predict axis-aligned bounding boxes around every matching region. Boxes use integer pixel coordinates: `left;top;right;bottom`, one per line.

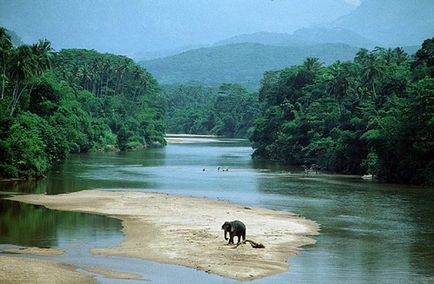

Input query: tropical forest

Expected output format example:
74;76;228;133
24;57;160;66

1;26;432;185
0;1;433;283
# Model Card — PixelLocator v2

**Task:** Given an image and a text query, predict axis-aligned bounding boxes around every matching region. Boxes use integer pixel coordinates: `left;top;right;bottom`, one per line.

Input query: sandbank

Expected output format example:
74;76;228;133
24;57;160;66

165;133;229;144
77;265;146;281
165;133;220;138
8;190;319;281
0;256;95;283
165;137;222;144
0;255;145;283
4;247;65;256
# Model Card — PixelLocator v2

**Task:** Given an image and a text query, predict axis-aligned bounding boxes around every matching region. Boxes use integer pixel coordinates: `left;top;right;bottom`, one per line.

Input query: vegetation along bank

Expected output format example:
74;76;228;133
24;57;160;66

0;28;165;178
0;26;432;185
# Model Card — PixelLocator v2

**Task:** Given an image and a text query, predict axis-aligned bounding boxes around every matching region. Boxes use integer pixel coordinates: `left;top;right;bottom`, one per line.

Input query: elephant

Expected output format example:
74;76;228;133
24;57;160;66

221;220;246;245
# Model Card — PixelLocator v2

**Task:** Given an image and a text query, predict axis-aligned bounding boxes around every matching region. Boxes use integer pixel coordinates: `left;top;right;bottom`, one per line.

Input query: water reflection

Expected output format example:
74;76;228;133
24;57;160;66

0;199;122;248
0;149;168;195
254;172;434;283
1;137;434;283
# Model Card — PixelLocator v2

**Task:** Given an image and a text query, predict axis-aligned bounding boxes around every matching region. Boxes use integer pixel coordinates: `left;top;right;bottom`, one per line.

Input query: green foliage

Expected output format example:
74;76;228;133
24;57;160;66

0;28;166;178
0;112;49;177
162;83;259;138
251;38;434;185
54;49;166;148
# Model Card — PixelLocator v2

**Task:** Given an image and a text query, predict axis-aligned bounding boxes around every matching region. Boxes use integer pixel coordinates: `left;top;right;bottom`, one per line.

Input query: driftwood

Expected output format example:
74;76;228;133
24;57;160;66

234;239;265;249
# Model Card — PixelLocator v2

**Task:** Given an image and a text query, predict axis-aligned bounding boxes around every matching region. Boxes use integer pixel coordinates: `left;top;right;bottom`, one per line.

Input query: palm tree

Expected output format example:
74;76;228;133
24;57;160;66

8;45;34;115
27;39;52;99
31;39;52;73
301;57;322;84
303;57;322;73
393;47;408;65
0;27;13;99
325;61;349;102
8;40;52;115
361;54;385;99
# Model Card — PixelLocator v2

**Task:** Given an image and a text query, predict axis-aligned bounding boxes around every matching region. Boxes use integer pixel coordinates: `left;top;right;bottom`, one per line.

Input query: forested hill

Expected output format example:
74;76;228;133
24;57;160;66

140;43;359;88
250;38;434;185
0;28;165;178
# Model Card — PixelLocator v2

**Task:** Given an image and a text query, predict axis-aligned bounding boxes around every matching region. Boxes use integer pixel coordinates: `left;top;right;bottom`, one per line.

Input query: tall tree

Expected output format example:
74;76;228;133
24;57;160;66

0;28;13;100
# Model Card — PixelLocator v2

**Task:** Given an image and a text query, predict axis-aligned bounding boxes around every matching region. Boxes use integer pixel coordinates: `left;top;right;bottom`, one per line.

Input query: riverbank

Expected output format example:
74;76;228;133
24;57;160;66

7;190;319;281
0;256;95;283
0;255;145;282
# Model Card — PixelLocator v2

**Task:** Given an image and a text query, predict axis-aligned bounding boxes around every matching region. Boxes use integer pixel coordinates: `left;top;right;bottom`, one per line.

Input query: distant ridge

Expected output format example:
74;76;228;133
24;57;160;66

214;27;376;48
4;28;24;46
140;42;359;88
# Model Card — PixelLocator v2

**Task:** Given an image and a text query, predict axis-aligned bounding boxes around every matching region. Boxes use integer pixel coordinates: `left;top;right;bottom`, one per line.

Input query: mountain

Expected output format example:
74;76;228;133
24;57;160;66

0;0;357;55
285;27;376;48
132;44;208;61
214;32;297;47
214;27;376;48
140;43;359;88
332;0;434;46
5;28;24;46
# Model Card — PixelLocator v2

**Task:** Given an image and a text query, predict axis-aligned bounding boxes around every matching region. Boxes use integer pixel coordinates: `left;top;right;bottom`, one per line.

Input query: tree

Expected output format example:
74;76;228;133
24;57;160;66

251;39;434;184
361;52;385;100
5;39;53;116
0;28;13;99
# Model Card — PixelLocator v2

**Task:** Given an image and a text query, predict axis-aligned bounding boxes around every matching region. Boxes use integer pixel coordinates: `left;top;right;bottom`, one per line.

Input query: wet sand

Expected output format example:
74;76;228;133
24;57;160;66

4;247;65;256
0;255;145;283
77;266;146;281
0;256;96;283
8;190;319;281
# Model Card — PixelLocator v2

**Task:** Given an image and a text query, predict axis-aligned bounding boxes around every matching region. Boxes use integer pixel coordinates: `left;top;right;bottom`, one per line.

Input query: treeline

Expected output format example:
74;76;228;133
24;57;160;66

251;38;434;185
0;28;165;178
162;83;259;138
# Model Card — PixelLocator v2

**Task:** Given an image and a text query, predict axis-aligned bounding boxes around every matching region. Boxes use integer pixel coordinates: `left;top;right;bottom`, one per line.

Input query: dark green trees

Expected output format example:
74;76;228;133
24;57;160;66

162;83;259;138
0;29;165;178
53;49;166;150
251;38;434;185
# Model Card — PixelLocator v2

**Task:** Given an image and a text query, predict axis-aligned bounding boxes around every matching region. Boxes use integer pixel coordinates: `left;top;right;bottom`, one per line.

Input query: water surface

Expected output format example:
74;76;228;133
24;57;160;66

1;137;433;283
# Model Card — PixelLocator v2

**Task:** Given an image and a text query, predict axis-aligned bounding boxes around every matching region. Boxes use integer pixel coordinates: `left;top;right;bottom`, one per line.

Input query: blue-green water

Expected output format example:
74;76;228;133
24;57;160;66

1;137;434;283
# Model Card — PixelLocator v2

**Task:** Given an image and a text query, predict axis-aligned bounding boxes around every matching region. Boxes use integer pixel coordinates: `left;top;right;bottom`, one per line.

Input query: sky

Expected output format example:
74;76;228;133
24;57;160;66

344;0;361;5
0;0;360;56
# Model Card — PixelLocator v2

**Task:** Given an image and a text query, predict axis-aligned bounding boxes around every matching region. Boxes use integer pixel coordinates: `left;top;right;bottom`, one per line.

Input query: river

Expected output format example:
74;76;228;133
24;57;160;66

1;137;434;283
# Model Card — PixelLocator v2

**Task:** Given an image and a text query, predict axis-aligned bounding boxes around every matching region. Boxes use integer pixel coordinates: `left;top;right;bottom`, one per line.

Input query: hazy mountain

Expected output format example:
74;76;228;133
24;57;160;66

331;0;434;46
285;27;376;48
214;32;296;47
402;45;423;55
214;27;376;48
5;29;24;46
132;44;208;61
215;0;433;50
140;43;359;88
0;0;357;55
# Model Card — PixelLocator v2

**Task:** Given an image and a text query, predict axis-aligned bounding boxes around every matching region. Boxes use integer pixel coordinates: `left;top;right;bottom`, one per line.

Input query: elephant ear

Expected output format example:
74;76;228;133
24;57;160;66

230;225;235;233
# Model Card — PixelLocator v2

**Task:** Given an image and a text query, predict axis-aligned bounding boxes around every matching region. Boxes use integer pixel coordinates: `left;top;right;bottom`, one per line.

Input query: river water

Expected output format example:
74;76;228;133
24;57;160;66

1;137;434;283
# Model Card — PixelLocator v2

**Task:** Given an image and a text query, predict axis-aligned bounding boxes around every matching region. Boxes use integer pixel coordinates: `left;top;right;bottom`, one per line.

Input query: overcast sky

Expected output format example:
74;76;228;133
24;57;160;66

344;0;361;5
0;0;360;55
